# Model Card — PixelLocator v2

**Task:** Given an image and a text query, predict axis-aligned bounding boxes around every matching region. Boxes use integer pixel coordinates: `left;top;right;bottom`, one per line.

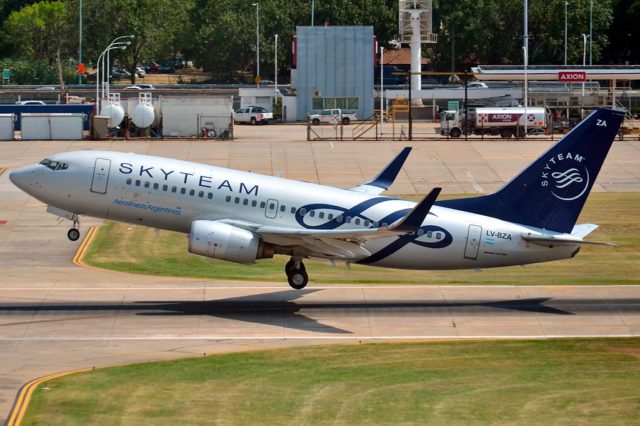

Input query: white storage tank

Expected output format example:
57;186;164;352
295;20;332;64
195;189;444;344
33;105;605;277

0;113;15;140
100;104;125;127
131;93;155;128
21;113;84;140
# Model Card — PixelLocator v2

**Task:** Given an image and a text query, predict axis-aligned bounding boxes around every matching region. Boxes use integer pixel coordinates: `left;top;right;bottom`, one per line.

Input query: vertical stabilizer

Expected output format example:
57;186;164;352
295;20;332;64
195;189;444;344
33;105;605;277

438;108;624;233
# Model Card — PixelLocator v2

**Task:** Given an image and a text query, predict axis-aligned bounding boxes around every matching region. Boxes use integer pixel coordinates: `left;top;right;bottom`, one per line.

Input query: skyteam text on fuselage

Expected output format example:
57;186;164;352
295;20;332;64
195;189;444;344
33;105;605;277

9;108;624;289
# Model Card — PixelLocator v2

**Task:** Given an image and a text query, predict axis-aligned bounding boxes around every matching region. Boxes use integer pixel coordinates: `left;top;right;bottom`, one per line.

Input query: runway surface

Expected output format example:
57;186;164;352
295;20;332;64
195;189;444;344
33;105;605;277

1;136;640;421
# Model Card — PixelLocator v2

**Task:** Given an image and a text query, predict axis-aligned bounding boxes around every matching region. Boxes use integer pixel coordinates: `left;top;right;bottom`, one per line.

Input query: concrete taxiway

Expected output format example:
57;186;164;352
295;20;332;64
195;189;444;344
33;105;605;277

1;133;640;422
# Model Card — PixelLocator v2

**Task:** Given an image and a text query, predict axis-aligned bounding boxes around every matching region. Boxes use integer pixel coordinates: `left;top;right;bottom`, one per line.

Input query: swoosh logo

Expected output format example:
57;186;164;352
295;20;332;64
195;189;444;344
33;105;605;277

552;168;583;189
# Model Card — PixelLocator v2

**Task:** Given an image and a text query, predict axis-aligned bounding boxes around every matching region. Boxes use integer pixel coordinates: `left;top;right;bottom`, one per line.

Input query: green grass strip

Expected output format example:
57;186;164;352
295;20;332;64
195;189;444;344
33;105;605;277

24;339;640;425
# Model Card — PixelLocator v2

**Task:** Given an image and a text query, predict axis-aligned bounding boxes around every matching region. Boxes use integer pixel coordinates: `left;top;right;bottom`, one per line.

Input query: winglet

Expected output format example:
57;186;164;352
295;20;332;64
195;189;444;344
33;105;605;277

390;187;441;233
351;147;412;194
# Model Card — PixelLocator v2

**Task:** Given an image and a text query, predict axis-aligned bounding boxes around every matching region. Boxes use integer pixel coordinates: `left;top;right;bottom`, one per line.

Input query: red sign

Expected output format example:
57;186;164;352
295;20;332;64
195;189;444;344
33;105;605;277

558;71;586;82
488;113;522;123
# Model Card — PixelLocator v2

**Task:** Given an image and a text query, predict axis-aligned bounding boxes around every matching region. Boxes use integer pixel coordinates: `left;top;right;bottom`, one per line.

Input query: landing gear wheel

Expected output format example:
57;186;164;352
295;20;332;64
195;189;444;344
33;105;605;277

67;228;80;241
285;258;308;290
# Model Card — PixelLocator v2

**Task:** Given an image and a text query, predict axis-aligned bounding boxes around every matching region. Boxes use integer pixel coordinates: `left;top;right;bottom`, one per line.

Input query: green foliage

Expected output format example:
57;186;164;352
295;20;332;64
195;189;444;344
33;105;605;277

3;0;69;63
0;58;77;84
0;0;633;80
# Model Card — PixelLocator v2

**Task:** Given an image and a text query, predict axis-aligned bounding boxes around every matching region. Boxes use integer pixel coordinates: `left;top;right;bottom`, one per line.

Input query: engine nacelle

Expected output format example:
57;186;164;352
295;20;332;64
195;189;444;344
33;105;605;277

188;220;273;264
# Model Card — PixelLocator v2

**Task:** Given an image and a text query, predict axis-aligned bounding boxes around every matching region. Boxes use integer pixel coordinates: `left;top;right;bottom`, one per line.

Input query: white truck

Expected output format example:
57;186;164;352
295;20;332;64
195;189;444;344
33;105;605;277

308;108;358;125
234;106;273;125
440;107;550;138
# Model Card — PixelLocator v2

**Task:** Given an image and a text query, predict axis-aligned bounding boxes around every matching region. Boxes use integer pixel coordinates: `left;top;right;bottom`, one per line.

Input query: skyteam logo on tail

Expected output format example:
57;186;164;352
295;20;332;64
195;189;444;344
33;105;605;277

540;152;590;201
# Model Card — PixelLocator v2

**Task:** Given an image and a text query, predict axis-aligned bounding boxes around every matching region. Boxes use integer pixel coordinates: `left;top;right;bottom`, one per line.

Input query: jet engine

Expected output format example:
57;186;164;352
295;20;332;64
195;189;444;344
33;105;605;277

188;220;273;264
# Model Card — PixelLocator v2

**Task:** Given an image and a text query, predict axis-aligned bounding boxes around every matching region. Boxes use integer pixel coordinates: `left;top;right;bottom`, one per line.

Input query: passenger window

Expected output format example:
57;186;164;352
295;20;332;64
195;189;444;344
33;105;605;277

180;188;186;194
135;180;141;187
252;200;257;207
328;214;334;220
226;195;231;202
355;218;361;225
234;197;240;204
189;189;195;196
436;232;442;239
336;215;343;223
427;231;432;238
162;184;168;191
198;191;204;198
243;199;249;206
290;207;296;214
269;203;275;209
144;181;150;188
126;178;132;185
372;221;378;228
280;205;285;212
319;212;325;219
309;211;315;217
260;201;266;208
171;186;177;193
208;193;213;199
364;220;369;227
153;183;159;190
299;208;307;216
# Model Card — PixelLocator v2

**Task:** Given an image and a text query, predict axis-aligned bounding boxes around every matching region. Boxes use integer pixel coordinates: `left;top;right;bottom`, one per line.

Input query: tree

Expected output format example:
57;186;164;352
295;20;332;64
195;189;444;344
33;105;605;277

3;1;71;63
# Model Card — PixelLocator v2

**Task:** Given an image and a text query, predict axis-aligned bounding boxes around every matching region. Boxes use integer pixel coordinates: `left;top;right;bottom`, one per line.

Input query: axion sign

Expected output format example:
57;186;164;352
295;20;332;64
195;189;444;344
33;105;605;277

558;71;587;82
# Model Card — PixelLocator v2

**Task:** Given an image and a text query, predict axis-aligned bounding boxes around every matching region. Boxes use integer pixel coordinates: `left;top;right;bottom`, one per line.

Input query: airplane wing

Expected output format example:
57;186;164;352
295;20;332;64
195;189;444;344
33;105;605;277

350;147;412;195
218;187;441;260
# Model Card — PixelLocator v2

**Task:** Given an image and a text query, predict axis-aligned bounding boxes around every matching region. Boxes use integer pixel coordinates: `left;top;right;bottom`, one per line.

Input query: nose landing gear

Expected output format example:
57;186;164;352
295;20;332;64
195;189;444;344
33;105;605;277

67;214;80;241
285;257;308;290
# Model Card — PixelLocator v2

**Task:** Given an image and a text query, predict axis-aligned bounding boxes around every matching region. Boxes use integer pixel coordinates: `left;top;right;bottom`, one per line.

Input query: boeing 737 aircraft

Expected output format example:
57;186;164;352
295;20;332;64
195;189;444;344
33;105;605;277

10;108;623;289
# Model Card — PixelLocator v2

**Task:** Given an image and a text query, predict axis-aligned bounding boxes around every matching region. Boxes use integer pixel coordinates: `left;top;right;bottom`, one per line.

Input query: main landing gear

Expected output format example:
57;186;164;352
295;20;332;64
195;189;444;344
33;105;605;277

67;214;80;241
285;257;308;290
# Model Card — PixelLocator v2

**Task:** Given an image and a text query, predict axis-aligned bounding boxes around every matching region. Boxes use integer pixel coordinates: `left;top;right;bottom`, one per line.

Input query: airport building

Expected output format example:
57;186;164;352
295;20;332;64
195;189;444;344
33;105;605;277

293;26;375;121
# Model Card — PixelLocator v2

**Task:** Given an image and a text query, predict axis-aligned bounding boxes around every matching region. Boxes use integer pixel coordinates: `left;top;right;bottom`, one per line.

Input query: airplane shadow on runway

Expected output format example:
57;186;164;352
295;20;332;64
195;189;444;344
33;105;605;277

0;290;581;334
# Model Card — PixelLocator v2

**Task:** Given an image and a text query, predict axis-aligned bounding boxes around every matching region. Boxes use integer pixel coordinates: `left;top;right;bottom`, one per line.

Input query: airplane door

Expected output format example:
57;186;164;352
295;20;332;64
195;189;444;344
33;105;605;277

265;199;278;219
464;225;482;260
90;158;111;194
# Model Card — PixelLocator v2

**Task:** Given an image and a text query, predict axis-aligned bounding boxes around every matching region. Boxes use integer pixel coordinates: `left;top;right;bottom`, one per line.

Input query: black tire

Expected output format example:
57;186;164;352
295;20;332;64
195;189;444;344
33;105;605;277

67;228;80;241
287;268;308;290
250;117;257;125
342;117;350;125
312;118;320;125
500;128;513;139
449;128;461;138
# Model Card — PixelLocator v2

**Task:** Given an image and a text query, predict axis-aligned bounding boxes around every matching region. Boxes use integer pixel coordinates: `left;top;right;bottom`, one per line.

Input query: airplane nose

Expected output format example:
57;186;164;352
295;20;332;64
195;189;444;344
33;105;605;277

9;166;33;191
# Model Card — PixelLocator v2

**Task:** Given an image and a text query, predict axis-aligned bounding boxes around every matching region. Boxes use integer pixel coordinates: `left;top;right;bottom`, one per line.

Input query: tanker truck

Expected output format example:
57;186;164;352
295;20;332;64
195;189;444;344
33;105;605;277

440;107;550;139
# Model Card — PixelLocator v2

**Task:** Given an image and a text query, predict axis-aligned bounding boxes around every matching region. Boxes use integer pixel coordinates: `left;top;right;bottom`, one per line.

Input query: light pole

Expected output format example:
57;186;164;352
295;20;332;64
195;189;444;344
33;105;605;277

589;0;593;66
78;0;83;84
95;35;134;112
252;2;260;86
106;36;134;102
564;1;568;66
380;46;384;135
582;33;589;96
311;0;315;26
274;34;278;94
523;0;529;137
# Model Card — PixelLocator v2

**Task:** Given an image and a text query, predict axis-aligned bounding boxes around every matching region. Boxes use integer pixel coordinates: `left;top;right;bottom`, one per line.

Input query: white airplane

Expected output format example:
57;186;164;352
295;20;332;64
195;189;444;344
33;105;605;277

9;108;623;289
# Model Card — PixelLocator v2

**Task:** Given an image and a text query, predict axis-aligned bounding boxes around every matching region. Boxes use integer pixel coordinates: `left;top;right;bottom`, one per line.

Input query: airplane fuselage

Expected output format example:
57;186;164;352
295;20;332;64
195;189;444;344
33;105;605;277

17;150;577;270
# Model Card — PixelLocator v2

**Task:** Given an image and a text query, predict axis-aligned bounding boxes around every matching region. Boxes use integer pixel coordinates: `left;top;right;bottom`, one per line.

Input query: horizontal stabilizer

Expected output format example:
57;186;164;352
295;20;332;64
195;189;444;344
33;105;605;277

521;234;617;247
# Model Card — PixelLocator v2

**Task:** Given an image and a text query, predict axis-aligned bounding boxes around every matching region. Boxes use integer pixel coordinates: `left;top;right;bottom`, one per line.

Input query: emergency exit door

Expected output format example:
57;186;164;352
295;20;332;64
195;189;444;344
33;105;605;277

90;158;111;194
464;225;482;260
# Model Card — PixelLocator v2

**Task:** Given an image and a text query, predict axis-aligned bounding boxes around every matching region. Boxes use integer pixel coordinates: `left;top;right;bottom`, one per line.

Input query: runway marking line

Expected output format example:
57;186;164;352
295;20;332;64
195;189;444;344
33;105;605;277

7;368;92;426
72;226;98;268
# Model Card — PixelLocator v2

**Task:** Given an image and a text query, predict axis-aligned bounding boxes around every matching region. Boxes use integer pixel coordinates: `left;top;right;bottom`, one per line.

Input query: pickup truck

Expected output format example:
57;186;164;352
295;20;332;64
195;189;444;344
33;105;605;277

234;106;273;125
308;109;357;125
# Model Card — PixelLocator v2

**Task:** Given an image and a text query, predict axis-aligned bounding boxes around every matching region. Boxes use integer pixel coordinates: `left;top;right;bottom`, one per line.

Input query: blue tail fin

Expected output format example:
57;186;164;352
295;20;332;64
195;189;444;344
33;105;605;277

438;108;624;233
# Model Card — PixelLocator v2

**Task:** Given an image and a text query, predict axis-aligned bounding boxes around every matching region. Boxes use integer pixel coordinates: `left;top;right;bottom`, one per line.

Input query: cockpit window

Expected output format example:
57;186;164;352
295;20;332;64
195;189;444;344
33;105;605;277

39;159;68;171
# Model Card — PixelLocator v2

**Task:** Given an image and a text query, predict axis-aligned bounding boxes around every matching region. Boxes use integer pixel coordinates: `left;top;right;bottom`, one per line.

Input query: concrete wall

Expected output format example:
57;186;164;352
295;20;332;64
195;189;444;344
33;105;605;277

295;26;374;121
